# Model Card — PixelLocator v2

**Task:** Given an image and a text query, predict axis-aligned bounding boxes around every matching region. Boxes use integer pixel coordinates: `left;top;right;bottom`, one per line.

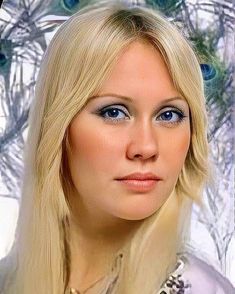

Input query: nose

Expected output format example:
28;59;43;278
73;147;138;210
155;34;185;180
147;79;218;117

126;120;159;161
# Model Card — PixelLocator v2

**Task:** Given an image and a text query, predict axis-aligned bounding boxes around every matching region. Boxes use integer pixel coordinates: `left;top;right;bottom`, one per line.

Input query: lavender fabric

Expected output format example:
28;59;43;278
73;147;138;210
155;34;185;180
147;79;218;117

158;252;235;294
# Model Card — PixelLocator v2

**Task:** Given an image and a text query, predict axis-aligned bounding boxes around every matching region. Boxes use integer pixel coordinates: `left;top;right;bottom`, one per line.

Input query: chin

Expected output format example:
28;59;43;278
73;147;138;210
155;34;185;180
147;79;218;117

119;207;159;221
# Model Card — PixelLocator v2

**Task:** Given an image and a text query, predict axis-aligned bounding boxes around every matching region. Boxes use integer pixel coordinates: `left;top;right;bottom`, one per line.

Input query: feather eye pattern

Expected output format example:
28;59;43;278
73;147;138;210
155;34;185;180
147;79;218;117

40;0;80;16
0;39;12;76
200;64;216;81
60;0;80;13
146;0;183;15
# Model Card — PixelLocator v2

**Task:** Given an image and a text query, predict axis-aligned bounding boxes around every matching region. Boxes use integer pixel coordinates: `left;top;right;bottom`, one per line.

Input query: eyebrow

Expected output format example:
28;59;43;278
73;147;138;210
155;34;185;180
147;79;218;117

87;93;185;104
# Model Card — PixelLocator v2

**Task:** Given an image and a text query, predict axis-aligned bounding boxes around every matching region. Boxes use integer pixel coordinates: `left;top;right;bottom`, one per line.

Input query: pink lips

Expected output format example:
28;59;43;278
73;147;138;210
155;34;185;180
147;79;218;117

116;172;162;192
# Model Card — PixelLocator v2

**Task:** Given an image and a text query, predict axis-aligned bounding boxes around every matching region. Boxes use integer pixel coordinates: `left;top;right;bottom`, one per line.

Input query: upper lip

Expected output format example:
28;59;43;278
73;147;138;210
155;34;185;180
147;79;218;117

116;172;162;181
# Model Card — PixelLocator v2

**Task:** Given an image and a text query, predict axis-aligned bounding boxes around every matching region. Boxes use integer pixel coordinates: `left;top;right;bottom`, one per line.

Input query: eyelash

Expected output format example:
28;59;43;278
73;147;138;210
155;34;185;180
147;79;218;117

96;104;187;126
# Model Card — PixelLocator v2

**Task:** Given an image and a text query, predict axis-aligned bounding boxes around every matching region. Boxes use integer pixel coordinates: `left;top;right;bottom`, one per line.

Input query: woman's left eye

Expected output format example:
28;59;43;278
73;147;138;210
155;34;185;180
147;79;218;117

157;110;186;124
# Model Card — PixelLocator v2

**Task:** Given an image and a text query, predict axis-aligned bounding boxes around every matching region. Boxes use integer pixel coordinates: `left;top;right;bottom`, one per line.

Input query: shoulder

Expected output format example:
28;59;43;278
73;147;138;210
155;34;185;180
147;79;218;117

183;252;235;293
158;252;235;294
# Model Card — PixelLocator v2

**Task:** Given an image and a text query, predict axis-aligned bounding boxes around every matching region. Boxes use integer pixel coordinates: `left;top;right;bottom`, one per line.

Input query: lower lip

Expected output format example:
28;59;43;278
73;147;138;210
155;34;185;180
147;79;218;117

116;179;159;192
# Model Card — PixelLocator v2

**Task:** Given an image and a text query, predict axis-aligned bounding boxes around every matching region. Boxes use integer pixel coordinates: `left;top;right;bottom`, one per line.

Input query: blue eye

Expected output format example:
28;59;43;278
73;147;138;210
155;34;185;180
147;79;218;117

158;110;185;124
98;107;128;121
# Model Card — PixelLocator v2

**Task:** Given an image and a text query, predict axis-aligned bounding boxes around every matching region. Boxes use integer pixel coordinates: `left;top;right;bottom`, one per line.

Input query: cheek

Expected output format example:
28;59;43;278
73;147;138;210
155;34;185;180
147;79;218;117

160;129;190;171
68;121;124;174
174;133;190;158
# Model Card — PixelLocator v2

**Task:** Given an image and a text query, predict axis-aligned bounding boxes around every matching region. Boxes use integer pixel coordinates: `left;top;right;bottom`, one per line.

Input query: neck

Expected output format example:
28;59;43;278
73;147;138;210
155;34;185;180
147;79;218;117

67;212;142;291
68;213;141;266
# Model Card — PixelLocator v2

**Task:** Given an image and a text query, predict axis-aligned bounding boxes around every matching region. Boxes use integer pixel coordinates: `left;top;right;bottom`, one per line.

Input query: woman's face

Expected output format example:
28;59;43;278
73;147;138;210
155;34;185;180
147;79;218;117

67;41;191;222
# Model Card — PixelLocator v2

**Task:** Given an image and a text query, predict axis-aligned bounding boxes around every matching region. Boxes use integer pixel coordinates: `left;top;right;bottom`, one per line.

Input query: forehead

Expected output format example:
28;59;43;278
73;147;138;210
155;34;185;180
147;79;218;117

94;40;180;103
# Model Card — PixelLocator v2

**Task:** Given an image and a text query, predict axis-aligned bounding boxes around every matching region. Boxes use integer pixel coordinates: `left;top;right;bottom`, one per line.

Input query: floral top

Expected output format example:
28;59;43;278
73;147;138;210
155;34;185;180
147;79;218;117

157;253;235;294
158;256;192;294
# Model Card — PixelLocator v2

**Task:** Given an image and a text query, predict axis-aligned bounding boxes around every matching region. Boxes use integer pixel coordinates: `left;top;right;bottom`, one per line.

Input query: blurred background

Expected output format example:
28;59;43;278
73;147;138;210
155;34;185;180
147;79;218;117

0;0;234;286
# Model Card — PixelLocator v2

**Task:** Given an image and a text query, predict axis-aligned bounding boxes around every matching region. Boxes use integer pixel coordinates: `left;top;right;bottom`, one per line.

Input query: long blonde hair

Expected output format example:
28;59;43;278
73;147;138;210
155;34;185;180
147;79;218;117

5;1;209;293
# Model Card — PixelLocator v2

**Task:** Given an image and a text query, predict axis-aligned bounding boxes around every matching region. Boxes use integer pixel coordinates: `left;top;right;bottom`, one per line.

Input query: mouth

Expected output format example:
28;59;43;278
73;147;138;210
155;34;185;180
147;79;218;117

116;172;162;181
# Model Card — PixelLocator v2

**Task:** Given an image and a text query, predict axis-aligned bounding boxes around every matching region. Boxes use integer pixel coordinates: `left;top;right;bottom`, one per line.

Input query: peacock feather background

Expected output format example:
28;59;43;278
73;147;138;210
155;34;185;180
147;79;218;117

0;0;234;285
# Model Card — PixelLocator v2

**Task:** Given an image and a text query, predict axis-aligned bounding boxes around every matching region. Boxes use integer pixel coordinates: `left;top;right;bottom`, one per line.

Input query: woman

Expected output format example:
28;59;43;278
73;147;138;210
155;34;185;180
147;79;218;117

0;1;234;293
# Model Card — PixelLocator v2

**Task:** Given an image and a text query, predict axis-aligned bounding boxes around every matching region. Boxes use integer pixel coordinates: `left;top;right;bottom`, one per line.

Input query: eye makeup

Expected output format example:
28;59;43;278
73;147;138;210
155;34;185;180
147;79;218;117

93;103;188;126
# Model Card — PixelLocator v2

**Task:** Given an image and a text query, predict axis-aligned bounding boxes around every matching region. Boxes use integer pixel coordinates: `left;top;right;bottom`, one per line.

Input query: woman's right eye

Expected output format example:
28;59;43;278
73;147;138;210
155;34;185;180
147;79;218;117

97;106;129;122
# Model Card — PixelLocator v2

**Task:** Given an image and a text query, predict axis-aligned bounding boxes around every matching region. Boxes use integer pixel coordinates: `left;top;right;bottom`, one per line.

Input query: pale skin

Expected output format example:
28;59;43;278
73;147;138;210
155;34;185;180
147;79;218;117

66;40;191;291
